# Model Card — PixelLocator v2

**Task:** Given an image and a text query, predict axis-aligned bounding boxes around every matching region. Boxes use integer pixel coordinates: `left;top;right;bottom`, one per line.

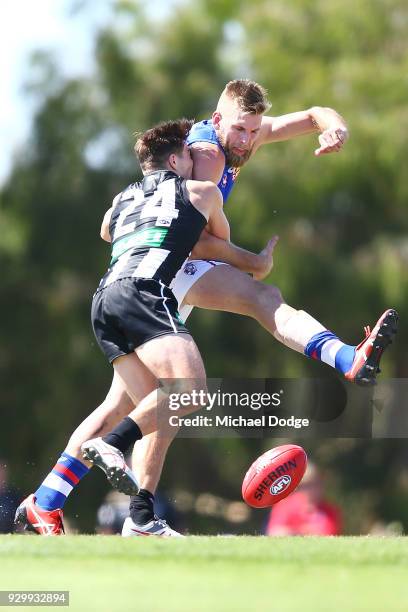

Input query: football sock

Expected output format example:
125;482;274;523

273;307;327;353
102;417;143;454
129;489;155;525
273;306;356;374
34;453;90;511
305;330;356;374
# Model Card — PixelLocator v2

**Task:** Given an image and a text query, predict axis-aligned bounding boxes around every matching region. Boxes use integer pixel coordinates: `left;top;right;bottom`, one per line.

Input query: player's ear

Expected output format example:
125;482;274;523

168;153;177;171
212;111;222;127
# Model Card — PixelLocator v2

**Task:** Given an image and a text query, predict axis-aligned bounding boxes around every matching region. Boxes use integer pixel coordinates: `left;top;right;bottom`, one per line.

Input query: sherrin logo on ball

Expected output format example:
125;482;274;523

242;444;307;508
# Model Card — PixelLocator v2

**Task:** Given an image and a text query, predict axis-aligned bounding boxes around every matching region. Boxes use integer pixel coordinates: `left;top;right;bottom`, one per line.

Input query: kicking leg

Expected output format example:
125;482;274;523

184;264;398;384
123;264;399;534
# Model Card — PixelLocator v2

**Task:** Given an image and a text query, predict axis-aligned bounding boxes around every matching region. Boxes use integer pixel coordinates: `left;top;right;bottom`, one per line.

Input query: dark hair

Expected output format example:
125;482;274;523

134;119;194;171
223;79;271;114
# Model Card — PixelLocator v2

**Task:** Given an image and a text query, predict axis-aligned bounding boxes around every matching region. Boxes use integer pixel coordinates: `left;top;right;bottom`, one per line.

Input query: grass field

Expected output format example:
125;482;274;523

0;535;407;611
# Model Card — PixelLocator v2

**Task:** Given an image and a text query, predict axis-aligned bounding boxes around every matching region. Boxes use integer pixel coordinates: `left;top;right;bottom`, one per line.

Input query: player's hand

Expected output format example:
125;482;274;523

253;235;279;281
314;127;348;156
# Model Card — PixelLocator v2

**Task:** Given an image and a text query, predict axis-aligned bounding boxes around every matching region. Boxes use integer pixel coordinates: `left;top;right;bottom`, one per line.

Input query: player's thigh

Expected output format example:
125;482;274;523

136;333;206;380
114;335;206;404
184;264;266;315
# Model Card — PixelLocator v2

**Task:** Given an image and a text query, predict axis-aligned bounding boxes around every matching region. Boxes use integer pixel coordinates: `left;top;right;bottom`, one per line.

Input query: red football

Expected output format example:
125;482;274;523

242;444;307;508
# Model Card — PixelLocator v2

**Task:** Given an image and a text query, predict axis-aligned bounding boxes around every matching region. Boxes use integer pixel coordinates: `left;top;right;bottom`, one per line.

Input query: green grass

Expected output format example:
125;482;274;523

1;536;407;611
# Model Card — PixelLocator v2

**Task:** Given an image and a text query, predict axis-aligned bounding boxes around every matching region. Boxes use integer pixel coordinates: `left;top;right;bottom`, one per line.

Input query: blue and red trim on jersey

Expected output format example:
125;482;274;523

187;119;239;203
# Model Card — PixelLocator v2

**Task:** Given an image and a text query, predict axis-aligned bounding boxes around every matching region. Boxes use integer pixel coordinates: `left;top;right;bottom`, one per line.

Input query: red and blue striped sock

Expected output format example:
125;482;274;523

34;452;90;511
305;331;356;374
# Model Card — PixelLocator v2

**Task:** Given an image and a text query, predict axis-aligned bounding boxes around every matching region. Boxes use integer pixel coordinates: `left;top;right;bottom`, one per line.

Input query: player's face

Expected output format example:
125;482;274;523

171;144;193;179
214;107;262;167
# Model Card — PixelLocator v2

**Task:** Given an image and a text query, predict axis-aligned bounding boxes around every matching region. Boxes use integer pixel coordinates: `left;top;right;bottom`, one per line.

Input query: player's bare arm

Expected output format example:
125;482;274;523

257;107;349;156
100;179;275;279
206;187;230;243
186;180;230;242
187;176;278;280
190;142;225;184
100;207;113;242
191;230;278;281
100;192;124;241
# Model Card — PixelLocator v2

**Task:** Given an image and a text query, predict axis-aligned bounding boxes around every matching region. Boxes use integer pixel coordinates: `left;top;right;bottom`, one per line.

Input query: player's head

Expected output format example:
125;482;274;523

135;119;194;179
213;79;271;167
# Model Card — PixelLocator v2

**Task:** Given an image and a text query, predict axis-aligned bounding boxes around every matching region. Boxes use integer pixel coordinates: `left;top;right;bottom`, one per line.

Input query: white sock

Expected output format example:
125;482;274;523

273;306;326;354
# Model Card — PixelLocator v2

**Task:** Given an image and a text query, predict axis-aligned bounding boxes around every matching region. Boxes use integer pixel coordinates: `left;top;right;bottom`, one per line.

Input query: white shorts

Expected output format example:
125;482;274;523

170;259;227;322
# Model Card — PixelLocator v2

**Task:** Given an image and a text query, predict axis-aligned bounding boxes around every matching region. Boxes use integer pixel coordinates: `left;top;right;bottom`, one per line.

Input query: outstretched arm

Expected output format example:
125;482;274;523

258;106;349;156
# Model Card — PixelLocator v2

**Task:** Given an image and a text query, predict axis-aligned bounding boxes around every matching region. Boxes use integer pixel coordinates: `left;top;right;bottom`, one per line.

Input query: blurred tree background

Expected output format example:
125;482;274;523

1;0;408;534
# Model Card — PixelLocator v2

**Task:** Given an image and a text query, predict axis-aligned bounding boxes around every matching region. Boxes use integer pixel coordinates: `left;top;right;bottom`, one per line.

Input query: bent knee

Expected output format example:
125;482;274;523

251;283;284;315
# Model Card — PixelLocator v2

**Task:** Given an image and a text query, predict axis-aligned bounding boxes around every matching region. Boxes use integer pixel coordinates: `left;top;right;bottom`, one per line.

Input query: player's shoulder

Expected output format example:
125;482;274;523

113;181;140;206
186;180;222;207
188;119;216;140
187;120;222;150
190;141;222;161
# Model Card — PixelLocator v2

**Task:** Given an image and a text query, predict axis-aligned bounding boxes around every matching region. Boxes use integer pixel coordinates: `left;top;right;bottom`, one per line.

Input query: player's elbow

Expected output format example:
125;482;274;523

191;232;214;259
223;224;231;243
215;225;230;243
202;181;222;197
100;227;111;243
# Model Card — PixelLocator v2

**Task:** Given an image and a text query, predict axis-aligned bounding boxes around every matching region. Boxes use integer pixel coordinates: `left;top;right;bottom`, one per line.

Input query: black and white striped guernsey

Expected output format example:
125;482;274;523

98;171;207;289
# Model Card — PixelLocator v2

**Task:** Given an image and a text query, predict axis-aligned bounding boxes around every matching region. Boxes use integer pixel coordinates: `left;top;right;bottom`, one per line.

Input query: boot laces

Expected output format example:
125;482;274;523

153;515;168;527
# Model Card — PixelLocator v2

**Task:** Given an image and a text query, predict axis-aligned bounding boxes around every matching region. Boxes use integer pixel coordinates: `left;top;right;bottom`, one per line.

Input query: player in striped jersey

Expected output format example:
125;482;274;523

15;119;230;536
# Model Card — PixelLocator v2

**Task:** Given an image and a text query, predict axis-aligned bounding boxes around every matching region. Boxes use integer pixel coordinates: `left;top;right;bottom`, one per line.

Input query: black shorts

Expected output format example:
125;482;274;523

91;278;190;363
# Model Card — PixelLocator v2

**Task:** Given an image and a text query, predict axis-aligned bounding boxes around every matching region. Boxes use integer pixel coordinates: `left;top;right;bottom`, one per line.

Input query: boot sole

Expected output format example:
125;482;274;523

82;445;139;496
355;309;399;386
14;505;37;534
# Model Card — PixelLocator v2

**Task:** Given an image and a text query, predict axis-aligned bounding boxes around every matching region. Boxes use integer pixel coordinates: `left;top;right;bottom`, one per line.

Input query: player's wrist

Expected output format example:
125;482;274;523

310;116;322;133
250;252;270;279
309;107;348;137
226;247;262;275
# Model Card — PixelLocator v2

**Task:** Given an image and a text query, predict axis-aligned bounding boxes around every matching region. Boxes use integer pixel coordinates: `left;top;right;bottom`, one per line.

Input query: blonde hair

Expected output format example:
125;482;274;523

218;79;271;114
